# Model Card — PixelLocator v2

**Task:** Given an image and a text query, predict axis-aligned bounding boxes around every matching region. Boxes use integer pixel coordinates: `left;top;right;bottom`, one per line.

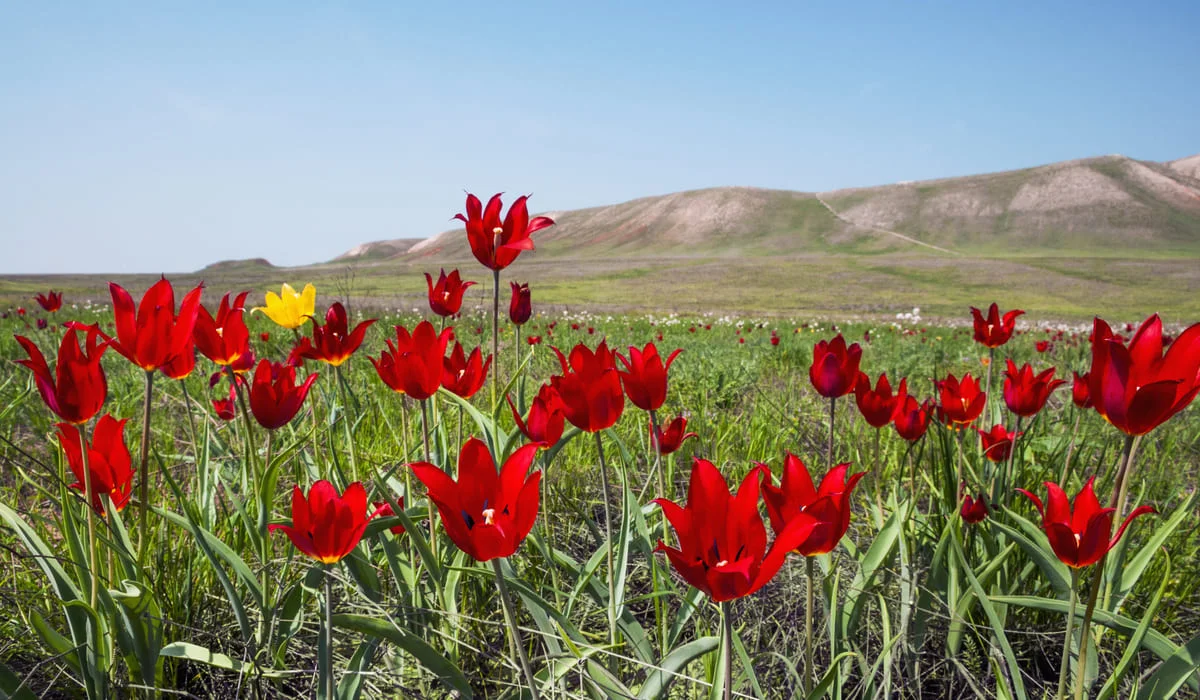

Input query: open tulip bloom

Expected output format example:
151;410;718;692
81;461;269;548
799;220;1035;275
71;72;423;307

970;303;1024;348
35;290;63;313
248;359;319;430
936;373;986;427
442;342;491;399
371;321;453;401
977;424;1020;463
960;493;989;524
455;193;555;272
295;302;377;367
549;341;625;433
270;480;382;564
425;268;476;317
105;279;204;373
1002;359;1065;418
16;324;109;425
193;292;251;367
759;454;865;557
254;282;317;330
507;385;565;448
652;414;697;455
57;415;134;516
855;372;907;428
892;395;933;442
1016;478;1154;570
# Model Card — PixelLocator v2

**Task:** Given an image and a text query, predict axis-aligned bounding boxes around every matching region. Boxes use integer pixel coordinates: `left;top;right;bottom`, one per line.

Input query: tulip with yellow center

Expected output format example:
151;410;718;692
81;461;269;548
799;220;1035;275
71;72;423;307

254;283;316;330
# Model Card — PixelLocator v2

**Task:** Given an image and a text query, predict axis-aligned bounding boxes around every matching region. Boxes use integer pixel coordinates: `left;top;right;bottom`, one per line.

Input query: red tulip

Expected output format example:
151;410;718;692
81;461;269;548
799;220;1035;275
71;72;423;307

1002;360;1066;417
1035;340;1052;353
549;341;625;432
370;321;452;401
16;325;109;424
16;308;24;316
960;493;989;524
56;415;134;516
194;292;251;367
854;372;907;428
936;373;986;426
1016;478;1155;568
248;359;318;430
1071;371;1092;409
892;395;933;442
455;193;555;271
35;291;63;313
411;438;541;562
978;424;1021;462
260;332;270;343
269;481;382;564
760;454;865;556
509;282;532;325
527;335;542;346
105;279;204;372
507;385;565;448
212;384;237;421
809;334;862;398
616;342;681;412
442;342;491;399
373;498;407;536
1087;315;1200;436
654;459;818;602
161;340;196;380
295;302;377;367
425;269;476;317
970;303;1024;348
770;335;780;346
653;415;697;455
36;318;48;330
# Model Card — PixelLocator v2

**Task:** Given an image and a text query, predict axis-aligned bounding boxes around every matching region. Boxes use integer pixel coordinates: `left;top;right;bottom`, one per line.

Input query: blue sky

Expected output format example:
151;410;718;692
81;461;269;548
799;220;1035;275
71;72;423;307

1;1;1197;274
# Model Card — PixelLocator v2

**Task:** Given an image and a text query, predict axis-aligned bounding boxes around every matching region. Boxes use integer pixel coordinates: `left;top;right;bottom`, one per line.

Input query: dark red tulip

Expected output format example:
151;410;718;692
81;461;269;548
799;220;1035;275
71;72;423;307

36;318;48;330
970;303;1024;348
809;334;862;398
248;359;318;430
35;291;63;313
960;493;989;524
1016;478;1155;569
212;384;237;421
411;438;541;562
854;372;907;428
509;282;531;325
295;302;377;367
370;321;452;401
760;454;865;556
550;341;625;432
1072;371;1093;409
442;342;491;399
373;498;407;536
1036;340;1052;353
16;325;109;424
425;269;476;317
455;193;555;271
105;279;204;372
56;415;134;516
653;415;697;455
978;424;1020;462
936;373;986;426
893;395;933;442
770;335;780;346
1003;360;1066;417
507;385;565;448
260;332;270;343
1087;315;1200;436
194;292;251;367
655;459;818;602
269;481;382;564
616;342;681;412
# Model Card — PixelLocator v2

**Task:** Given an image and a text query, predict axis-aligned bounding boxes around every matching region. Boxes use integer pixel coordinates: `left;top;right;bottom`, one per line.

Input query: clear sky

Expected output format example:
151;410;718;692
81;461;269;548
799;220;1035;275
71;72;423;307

1;1;1197;274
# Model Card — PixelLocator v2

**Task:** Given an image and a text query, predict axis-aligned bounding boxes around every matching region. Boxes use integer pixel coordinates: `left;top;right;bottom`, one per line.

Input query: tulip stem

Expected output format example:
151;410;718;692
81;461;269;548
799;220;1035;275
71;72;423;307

804;555;816;696
827;396;836;469
594;430;618;649
335;364;358;482
514;325;521;379
136;369;156;564
420;399;438;565
983;347;994;427
1059;409;1083;486
1004;416;1023;507
721;600;734;700
872;428;884;523
647;409;668;657
491;268;500;416
321;564;336;700
491;558;541;700
1057;569;1080;700
77;426;99;609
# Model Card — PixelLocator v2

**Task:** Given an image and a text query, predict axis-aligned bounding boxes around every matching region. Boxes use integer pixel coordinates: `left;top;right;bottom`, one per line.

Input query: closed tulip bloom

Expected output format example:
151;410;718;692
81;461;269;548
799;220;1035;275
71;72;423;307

56;415;134;516
970;303;1024;348
370;321;452;401
254;283;316;330
655;459;819;602
653;415;697;455
936;373;986;426
549;341;625;432
1016;478;1155;569
893;395;933;442
194;292;251;366
855;372;908;428
1003;360;1065;417
248;359;318;430
509;282;532;325
455;193;555;271
35;291;63;313
1087;315;1200;436
425;269;476;318
616;342;681;411
269;481;382;564
442;342;491;398
411;438;542;562
507;385;565;448
212;384;237;421
978;424;1020;462
1072;371;1093;409
295;302;377;367
960;493;989;524
16;325;109;424
809;334;862;398
760;454;865;556
106;279;204;372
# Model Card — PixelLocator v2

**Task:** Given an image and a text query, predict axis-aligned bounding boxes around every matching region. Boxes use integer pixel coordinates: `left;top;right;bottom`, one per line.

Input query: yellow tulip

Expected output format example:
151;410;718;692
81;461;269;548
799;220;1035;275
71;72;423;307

254;283;316;330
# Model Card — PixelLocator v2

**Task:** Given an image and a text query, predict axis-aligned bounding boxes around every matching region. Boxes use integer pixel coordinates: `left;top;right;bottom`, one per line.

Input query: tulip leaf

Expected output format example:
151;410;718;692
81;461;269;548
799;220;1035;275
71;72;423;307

636;636;719;700
332;613;474;698
1137;628;1200;699
994;509;1071;597
159;641;287;679
1099;548;1170;700
1107;490;1196;613
336;638;381;700
0;658;37;700
841;500;904;637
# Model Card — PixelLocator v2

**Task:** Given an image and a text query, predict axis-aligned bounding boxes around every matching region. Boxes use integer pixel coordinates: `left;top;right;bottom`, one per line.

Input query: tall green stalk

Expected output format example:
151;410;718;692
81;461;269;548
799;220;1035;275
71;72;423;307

77;426;99;609
136;369;156;562
491;558;541;700
721;600;734;700
594;430;617;648
804;555;816;696
1057;570;1080;700
491;268;500;415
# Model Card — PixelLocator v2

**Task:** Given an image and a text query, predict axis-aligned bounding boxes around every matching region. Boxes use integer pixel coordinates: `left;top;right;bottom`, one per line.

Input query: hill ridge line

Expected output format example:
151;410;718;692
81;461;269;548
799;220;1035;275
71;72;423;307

813;194;960;255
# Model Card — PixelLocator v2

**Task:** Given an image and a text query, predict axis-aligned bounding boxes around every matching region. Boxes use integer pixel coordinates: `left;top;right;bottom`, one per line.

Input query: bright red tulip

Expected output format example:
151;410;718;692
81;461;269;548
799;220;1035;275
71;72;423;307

248;359;318;430
655;459;818;602
16;325;109;424
507;385;565;448
370;321;452;401
161;340;196;380
35;291;63;313
295;302;377;367
970;303;1024;348
56;415;134;516
978;424;1020;462
454;193;555;271
616;342;681;412
936;373;986;426
269;481;382;564
1016;478;1155;569
442;342;491;398
212;384;237;421
1072;371;1093;409
509;282;532;325
854;372;907;428
1036;340;1052;353
105;279;204;372
760;454;865;556
411;438;541;562
892;395;933;442
1002;360;1066;417
809;334;862;398
550;341;625;432
373;498;407;536
653;415;697;455
527;335;542;346
1087;315;1200;436
960;493;989;524
425;269;476;318
194;292;251;367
